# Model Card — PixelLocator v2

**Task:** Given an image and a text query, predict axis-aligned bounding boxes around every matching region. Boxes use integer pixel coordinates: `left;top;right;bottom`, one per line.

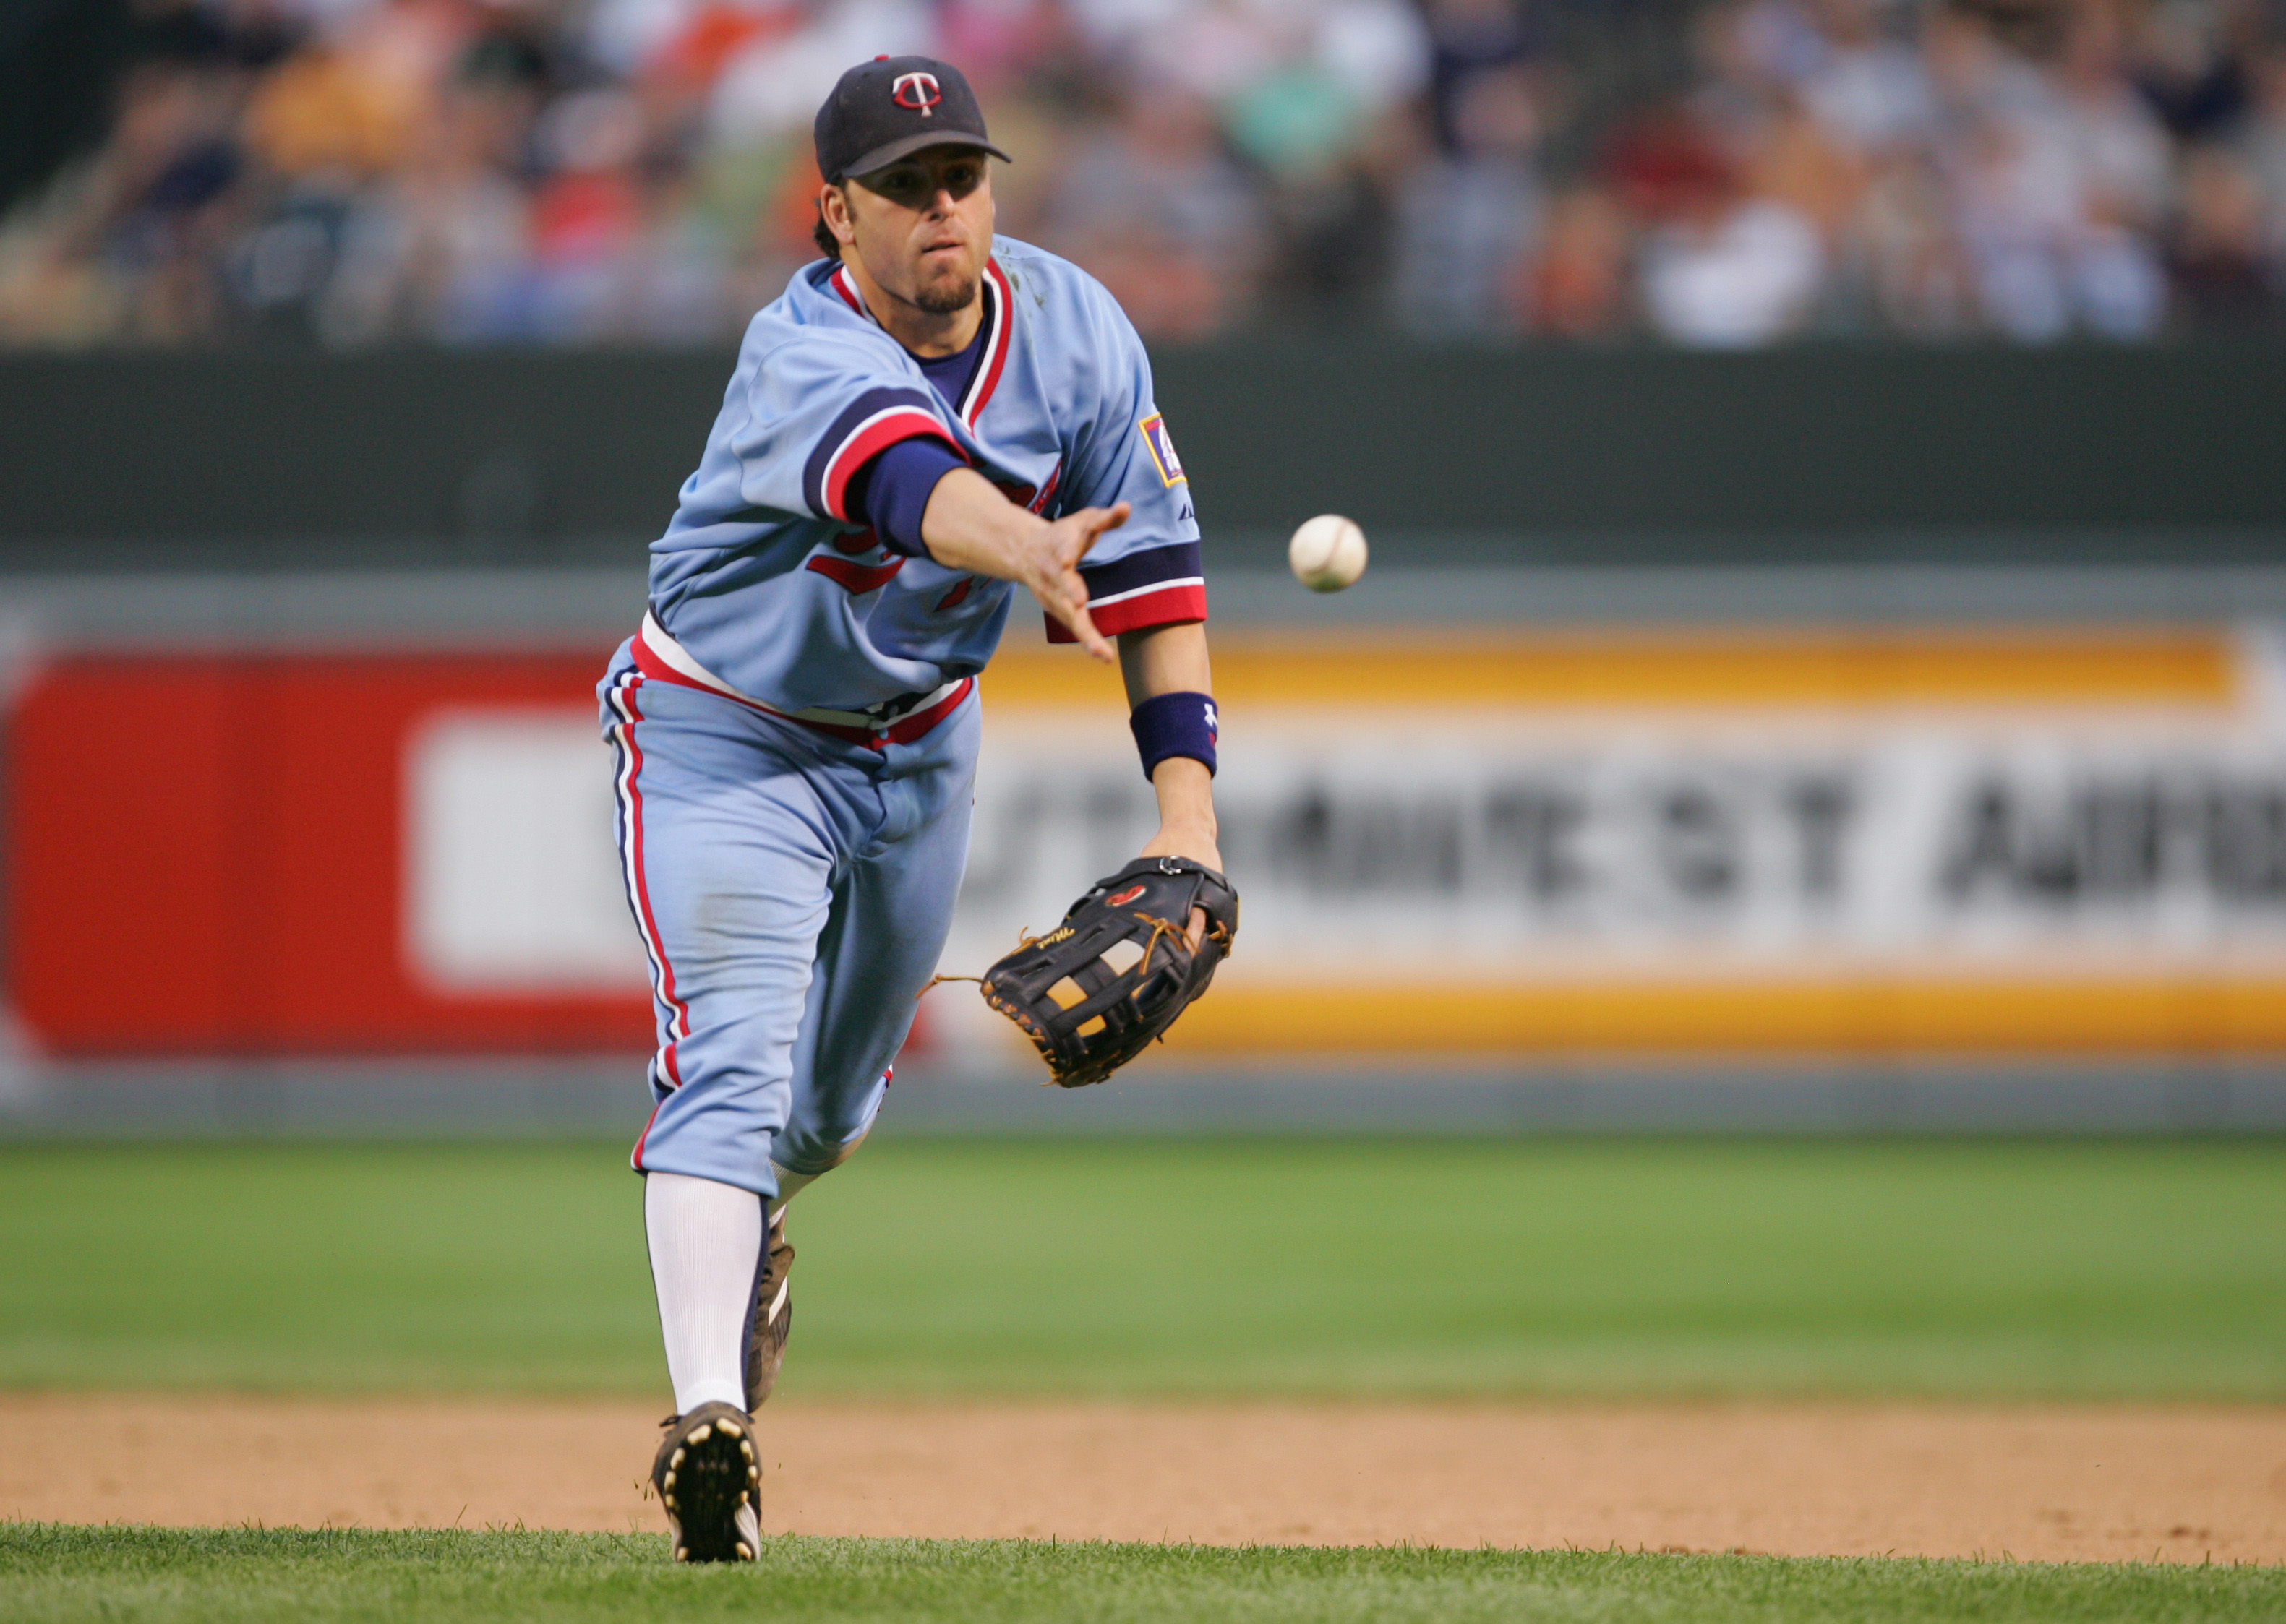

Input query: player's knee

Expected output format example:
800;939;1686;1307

771;1083;883;1182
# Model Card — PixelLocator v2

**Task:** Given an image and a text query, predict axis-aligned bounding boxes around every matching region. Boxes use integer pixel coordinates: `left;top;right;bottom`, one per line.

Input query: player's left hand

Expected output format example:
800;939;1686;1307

980;854;1240;1088
1137;825;1222;949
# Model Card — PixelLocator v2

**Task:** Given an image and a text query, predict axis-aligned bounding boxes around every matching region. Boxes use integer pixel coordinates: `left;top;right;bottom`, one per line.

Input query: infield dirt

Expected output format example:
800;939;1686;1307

4;1394;2280;1563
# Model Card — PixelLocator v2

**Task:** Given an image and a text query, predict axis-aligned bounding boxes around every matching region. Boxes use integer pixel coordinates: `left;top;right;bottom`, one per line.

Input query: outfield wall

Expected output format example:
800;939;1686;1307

4;345;2286;564
6;564;2286;1133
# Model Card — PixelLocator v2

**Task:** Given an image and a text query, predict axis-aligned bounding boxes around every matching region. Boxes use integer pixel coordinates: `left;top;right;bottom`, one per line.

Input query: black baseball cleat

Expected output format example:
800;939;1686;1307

744;1208;795;1411
651;1402;761;1563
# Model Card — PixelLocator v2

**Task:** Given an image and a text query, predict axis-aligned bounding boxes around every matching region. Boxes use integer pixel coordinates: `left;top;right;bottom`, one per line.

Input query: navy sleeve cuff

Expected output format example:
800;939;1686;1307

847;436;968;559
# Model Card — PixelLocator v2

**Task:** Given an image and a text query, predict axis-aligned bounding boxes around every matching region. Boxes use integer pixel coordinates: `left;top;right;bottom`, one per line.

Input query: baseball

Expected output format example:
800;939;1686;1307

1288;515;1368;593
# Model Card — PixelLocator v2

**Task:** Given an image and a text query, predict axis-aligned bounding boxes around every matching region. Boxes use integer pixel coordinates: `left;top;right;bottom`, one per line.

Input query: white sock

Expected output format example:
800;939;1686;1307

644;1172;763;1415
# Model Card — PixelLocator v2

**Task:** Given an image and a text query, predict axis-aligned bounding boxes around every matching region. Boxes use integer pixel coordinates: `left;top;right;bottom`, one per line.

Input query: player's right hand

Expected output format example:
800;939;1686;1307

1029;502;1127;663
917;471;1125;662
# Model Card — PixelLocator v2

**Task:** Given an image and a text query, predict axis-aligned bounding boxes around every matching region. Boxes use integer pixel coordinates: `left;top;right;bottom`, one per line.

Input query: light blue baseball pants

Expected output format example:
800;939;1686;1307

598;643;979;1198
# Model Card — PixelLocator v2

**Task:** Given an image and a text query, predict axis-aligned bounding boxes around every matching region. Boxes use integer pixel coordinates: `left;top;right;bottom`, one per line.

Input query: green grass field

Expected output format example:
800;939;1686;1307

6;1136;2283;1620
6;1525;2282;1624
1;1136;2282;1399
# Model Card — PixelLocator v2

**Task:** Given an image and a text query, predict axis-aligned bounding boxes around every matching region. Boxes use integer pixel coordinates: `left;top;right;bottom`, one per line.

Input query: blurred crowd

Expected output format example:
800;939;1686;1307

4;0;2286;346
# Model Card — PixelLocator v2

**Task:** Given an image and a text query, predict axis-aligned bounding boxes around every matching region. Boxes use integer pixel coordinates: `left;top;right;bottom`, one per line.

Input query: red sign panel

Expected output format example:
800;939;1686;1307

6;653;652;1057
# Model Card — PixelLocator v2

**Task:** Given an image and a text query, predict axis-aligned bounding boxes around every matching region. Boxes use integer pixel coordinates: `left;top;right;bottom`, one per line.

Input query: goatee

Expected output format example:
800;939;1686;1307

914;276;979;316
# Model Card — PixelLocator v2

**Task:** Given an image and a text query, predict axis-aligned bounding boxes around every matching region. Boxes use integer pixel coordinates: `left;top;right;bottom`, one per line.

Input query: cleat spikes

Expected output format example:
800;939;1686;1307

650;1401;761;1564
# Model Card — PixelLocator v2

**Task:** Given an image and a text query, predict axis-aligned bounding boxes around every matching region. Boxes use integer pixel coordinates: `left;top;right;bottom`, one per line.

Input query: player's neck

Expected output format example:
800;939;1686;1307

839;253;985;358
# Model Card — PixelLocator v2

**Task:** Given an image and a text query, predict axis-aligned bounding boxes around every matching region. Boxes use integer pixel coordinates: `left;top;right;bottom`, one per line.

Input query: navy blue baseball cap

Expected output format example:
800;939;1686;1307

815;56;1011;184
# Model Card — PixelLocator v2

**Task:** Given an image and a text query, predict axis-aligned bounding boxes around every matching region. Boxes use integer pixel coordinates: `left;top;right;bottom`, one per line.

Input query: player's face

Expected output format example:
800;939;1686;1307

844;147;994;315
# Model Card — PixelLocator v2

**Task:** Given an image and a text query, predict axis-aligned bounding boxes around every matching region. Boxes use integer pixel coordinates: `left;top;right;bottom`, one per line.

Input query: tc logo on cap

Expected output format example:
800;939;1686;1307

891;71;942;114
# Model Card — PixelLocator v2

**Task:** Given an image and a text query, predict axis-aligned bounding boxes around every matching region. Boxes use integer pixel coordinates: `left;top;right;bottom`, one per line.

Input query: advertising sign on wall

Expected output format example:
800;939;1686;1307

7;628;2284;1061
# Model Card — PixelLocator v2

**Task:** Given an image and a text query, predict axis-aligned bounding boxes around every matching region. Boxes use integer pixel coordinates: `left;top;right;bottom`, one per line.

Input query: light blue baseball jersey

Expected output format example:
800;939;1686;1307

643;236;1207;717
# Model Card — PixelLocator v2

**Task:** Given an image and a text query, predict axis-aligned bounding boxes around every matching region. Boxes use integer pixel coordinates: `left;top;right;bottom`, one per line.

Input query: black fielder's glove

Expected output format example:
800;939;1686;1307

981;856;1240;1088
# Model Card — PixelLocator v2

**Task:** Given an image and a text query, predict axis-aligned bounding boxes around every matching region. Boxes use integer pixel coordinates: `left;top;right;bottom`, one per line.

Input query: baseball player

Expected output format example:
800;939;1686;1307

598;56;1223;1561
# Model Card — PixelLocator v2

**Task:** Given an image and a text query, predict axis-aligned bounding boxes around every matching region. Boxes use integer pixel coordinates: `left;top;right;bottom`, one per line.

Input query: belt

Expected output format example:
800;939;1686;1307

633;611;972;749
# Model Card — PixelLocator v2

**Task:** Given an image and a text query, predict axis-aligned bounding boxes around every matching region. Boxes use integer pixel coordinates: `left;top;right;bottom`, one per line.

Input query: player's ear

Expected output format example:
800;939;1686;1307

818;183;857;250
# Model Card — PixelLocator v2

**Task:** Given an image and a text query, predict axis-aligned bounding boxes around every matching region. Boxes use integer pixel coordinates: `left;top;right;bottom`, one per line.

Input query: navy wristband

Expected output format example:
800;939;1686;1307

1129;690;1218;781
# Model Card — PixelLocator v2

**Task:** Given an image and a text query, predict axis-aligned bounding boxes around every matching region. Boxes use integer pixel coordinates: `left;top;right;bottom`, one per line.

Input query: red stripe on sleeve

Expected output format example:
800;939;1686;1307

1044;582;1209;642
821;410;964;522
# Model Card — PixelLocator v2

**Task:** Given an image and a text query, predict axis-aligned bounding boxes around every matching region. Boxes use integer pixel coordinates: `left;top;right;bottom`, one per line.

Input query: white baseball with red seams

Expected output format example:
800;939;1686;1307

1288;514;1368;592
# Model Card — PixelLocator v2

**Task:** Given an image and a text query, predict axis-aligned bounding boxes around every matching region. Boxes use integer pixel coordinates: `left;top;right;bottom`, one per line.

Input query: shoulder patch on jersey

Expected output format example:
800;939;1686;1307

1138;413;1186;487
